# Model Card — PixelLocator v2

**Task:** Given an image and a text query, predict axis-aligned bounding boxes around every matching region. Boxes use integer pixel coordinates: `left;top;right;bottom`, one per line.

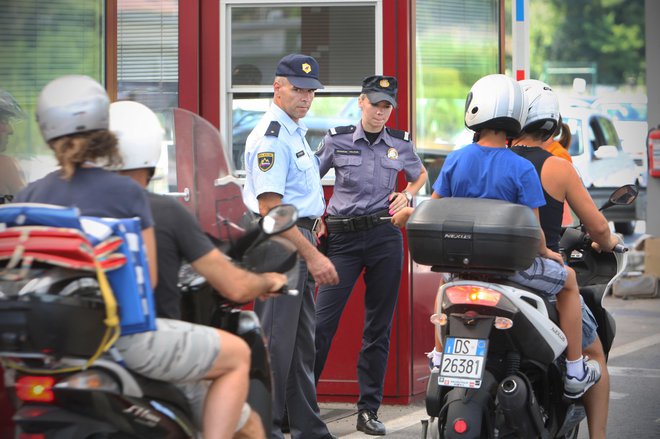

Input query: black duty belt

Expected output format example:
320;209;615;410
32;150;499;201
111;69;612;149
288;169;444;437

296;217;321;231
325;209;391;234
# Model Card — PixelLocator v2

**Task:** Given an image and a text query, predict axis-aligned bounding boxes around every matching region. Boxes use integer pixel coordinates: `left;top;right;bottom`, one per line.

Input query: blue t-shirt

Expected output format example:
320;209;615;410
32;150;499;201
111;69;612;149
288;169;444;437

433;143;545;209
15;167;154;229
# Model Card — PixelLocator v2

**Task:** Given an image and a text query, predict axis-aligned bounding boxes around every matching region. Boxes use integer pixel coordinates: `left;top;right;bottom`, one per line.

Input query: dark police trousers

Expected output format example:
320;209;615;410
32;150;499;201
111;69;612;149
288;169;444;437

254;227;329;439
314;222;403;412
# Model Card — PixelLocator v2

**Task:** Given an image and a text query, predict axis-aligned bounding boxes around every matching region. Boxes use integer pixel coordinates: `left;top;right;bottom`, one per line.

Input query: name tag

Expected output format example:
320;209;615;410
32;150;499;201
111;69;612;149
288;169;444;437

336;149;361;155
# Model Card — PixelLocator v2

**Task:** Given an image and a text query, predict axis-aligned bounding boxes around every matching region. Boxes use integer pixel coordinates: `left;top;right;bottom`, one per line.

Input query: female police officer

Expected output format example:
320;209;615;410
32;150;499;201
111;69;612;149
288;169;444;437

314;75;427;435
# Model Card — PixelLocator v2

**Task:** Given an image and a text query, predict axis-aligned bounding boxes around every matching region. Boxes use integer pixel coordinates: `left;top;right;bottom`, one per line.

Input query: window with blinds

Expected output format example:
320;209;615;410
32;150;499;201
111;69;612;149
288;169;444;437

117;0;178;110
224;2;380;172
0;0;104;183
414;0;500;194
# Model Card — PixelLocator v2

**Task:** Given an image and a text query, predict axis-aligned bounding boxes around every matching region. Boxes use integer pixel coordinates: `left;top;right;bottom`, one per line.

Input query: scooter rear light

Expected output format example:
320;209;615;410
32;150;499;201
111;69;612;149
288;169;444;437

18;434;46;439
453;418;468;434
445;285;501;307
15;376;55;403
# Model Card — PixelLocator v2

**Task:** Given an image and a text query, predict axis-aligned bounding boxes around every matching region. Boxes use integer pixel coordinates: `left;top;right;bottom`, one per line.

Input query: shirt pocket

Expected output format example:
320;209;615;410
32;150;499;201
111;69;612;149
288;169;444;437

334;154;362;188
380;157;403;189
294;153;314;191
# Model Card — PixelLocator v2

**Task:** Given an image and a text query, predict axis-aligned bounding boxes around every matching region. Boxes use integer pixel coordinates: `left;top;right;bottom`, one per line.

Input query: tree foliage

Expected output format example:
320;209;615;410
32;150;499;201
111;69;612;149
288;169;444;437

530;0;645;86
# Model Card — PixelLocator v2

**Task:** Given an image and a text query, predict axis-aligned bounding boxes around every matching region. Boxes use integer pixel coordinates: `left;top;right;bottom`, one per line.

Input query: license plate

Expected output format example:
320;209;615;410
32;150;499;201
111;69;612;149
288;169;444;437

438;337;488;389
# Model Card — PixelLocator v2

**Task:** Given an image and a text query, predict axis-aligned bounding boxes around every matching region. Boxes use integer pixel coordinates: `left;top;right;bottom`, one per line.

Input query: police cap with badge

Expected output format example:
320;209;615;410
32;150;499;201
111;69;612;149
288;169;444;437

362;75;398;108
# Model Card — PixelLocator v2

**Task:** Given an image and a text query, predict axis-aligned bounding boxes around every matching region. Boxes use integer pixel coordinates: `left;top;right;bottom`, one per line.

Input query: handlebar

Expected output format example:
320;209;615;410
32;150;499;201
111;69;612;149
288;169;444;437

612;243;628;254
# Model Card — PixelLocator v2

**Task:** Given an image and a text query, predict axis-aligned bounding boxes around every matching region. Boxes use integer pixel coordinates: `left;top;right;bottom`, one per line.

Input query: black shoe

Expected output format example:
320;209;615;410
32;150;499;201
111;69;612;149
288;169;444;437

356;409;386;436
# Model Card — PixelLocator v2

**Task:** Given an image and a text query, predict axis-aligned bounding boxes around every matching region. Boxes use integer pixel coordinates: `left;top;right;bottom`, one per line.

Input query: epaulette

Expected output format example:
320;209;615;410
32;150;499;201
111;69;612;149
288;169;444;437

328;125;356;136
386;127;411;142
265;121;281;137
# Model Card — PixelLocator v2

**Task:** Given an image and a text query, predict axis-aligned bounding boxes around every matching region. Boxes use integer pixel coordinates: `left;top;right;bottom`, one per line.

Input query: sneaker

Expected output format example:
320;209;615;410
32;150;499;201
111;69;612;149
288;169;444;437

426;348;443;371
564;358;601;398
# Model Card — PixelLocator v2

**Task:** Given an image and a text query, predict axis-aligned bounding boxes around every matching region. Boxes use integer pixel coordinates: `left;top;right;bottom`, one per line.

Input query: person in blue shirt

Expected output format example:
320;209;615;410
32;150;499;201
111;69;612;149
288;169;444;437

242;53;338;439
393;74;601;399
314;75;427;435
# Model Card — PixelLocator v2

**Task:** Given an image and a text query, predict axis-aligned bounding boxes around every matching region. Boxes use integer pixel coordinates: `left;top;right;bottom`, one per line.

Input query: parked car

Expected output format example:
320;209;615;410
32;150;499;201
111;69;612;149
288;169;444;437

591;94;648;184
562;105;645;234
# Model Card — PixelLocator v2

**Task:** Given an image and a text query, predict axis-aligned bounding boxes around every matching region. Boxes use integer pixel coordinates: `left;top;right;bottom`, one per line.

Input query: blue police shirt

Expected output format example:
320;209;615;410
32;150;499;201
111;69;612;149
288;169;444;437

316;123;423;216
243;103;325;218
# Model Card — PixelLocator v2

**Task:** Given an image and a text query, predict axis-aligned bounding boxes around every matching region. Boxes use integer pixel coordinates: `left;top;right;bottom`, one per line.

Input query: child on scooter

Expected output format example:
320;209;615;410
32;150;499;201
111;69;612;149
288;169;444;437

392;74;601;399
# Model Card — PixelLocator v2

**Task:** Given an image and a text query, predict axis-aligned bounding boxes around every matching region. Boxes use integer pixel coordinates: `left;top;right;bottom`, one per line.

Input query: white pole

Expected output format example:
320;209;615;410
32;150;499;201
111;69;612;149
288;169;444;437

512;0;530;80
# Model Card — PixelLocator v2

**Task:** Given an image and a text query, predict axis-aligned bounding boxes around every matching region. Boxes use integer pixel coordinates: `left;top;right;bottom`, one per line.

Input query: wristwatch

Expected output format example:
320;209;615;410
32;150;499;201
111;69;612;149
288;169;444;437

402;190;413;205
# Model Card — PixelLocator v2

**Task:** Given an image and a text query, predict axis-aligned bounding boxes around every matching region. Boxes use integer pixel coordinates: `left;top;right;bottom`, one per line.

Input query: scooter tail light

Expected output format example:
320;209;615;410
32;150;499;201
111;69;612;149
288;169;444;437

453;418;468;433
445;285;502;307
15;376;56;403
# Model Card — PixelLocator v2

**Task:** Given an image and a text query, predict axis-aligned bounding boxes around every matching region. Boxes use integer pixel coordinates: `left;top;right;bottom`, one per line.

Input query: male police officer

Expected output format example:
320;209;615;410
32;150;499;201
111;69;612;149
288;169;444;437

314;76;427;435
242;54;339;439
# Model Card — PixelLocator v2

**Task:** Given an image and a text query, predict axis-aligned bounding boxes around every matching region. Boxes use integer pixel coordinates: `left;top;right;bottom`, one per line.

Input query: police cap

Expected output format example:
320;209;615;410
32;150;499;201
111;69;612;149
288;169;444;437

361;75;398;108
275;54;324;90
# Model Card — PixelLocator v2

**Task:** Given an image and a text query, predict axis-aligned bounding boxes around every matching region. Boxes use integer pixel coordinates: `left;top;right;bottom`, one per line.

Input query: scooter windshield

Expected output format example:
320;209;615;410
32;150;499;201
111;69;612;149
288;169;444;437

158;108;252;244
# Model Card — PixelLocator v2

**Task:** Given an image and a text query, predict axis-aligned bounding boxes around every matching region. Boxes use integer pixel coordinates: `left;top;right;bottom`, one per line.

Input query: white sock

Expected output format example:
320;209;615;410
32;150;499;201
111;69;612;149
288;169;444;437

427;348;443;367
566;357;585;379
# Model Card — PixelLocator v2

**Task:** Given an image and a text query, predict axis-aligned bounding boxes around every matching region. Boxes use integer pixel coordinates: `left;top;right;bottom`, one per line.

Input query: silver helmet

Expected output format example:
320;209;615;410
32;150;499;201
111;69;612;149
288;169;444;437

464;74;527;138
0;90;26;120
36;75;110;142
519;79;560;140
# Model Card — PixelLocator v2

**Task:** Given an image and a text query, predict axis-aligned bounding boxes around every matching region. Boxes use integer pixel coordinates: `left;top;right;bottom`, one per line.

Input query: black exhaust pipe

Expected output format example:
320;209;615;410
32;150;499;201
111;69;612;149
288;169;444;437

496;375;545;438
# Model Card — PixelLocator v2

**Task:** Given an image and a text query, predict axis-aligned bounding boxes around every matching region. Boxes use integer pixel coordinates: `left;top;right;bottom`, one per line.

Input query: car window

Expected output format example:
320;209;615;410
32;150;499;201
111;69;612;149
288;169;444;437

598;116;622;148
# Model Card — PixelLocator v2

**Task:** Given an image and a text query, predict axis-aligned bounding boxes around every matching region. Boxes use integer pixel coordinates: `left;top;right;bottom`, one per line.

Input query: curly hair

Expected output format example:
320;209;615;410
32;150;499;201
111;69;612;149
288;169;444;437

48;130;122;180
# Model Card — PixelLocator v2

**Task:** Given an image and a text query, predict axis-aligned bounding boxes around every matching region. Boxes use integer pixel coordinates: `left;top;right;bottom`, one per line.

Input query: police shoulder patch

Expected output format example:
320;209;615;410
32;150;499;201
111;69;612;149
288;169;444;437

328;125;356;136
257;152;275;172
265;121;281;137
386;127;411;142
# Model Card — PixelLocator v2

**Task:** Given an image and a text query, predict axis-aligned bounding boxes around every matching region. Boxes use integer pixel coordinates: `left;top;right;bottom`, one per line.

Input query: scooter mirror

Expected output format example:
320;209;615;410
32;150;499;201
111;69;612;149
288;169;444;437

608;184;638;206
600;184;638;210
261;204;298;235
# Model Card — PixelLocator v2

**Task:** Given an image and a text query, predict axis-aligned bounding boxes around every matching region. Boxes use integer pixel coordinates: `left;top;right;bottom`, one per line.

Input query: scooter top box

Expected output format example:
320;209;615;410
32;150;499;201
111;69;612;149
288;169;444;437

406;197;541;274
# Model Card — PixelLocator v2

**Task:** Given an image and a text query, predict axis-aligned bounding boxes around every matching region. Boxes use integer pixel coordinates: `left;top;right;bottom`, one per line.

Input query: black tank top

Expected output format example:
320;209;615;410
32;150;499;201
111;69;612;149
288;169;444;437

510;146;563;252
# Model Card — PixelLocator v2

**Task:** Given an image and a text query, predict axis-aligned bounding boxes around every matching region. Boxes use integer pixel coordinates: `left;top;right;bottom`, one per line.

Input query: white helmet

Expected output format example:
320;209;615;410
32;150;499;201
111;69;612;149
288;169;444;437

464;74;527;138
109;101;163;170
519;79;560;140
36;75;110;142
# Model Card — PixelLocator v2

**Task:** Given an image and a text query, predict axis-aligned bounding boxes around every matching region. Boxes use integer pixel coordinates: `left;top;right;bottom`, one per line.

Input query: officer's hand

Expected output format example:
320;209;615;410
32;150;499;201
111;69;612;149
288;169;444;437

391;207;414;228
308;252;339;286
388;192;409;214
315;217;326;240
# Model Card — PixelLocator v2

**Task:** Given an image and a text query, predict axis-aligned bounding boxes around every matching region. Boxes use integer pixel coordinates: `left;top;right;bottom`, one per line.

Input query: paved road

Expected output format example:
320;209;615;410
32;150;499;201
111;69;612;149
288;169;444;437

318;223;660;438
319;295;660;438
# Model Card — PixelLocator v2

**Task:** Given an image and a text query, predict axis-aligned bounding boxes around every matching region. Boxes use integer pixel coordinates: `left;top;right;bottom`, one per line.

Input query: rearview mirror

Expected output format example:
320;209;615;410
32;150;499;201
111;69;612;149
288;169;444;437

599;184;638;210
608;184;638;206
261;204;298;235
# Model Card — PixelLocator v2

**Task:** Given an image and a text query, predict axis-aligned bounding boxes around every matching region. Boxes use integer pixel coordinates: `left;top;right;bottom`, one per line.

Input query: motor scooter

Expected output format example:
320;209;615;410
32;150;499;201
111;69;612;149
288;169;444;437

411;185;637;439
0;108;298;438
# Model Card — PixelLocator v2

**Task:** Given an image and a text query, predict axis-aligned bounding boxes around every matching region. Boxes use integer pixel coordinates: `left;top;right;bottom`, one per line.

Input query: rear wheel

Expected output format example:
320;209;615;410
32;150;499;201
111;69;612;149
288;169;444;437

614;221;635;235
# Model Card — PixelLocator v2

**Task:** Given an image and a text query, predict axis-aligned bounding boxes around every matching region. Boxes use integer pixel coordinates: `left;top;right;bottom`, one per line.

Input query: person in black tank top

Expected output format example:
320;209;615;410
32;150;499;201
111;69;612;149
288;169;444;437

510;145;564;252
514;79;621;439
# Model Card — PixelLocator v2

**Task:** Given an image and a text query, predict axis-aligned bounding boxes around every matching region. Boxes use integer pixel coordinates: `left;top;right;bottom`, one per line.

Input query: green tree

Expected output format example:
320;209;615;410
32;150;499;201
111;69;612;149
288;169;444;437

530;0;645;86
